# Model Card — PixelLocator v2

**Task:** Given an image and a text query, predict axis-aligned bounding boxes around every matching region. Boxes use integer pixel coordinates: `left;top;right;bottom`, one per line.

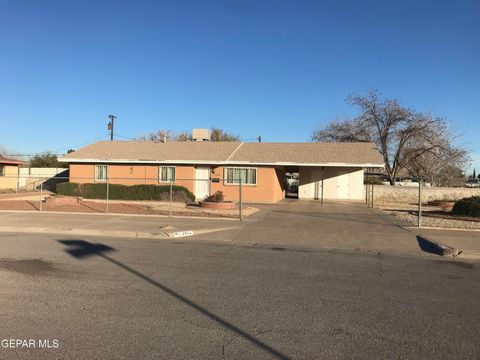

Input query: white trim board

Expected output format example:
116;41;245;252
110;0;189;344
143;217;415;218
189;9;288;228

59;158;384;168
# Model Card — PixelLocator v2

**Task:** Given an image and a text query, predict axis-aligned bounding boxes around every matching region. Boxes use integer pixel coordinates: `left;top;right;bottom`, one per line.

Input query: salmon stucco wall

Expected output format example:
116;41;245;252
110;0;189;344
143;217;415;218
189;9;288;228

69;163;196;191
69;163;285;203
210;166;285;203
0;164;20;190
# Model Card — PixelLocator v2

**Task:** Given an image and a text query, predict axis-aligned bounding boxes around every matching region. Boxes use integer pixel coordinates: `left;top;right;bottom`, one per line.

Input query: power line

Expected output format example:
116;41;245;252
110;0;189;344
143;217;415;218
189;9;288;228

7;135;111;157
115;134;138;141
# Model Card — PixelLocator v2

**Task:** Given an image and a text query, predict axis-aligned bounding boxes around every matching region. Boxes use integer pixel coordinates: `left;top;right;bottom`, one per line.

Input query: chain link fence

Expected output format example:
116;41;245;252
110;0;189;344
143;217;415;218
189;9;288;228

0;175;247;220
368;181;480;230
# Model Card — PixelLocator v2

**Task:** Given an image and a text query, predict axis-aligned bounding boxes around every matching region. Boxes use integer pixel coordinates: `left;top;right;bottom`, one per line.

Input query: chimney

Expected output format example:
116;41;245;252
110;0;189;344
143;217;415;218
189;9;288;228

192;128;211;142
160;131;168;143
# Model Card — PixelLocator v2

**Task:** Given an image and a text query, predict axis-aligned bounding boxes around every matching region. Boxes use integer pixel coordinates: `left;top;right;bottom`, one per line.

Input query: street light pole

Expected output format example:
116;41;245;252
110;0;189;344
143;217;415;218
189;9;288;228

108;114;117;141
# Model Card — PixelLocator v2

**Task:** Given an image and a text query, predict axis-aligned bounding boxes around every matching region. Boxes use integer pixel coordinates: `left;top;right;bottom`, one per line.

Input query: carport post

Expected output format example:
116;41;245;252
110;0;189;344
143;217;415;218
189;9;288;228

371;182;374;208
321;166;324;206
365;168;369;206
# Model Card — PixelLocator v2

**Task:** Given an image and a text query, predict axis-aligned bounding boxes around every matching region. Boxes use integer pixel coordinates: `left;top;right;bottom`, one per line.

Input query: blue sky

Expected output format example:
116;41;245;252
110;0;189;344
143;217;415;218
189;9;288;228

1;0;479;171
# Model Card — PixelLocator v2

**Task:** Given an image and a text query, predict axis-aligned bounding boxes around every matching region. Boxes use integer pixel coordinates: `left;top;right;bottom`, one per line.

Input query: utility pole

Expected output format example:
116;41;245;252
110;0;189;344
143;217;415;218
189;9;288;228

108;114;117;141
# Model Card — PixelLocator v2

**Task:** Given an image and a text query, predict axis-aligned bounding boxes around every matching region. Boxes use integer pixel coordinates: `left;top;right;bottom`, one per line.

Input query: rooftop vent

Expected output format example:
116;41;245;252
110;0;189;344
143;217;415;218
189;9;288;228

192;128;211;142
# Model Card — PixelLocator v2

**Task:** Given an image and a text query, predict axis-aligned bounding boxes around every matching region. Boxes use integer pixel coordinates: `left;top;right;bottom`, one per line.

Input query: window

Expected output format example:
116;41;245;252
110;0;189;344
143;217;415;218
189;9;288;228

95;165;109;181
159;166;176;183
0;166;5;176
225;167;257;185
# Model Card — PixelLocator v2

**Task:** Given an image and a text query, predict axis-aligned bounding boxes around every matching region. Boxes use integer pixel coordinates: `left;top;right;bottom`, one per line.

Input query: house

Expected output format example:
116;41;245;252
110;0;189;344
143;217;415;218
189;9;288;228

59;140;383;202
0;156;26;190
58;140;384;203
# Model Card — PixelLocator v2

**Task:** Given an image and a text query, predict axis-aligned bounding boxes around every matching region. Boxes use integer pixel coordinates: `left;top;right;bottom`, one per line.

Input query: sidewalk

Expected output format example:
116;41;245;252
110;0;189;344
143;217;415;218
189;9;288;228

0;211;241;240
415;228;480;259
1;206;480;259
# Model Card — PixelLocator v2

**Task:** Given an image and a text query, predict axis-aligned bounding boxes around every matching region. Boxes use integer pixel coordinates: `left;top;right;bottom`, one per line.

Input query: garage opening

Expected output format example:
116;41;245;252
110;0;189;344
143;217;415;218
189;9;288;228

285;168;299;199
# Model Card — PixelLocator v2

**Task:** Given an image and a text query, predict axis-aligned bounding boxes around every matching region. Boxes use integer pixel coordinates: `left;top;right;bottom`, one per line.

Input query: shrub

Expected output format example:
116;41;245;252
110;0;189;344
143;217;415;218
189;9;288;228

56;182;195;203
204;191;225;203
364;176;384;185
451;196;480;218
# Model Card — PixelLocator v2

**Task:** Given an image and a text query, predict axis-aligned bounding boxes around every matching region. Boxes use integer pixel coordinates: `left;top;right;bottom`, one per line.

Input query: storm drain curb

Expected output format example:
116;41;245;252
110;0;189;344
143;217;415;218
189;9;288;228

417;235;461;257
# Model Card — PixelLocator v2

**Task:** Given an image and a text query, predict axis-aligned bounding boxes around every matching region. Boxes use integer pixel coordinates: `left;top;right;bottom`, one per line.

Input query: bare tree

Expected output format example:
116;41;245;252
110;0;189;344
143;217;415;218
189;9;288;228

312;90;469;185
138;128;240;142
401;123;469;186
137;129;172;141
175;131;192;141
210;127;240;142
0;146;11;156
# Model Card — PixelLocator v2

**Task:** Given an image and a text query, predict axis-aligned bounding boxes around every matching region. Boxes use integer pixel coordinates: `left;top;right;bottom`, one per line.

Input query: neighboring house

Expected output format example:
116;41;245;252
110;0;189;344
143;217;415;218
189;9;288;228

17;167;69;191
0;156;26;190
58;141;384;203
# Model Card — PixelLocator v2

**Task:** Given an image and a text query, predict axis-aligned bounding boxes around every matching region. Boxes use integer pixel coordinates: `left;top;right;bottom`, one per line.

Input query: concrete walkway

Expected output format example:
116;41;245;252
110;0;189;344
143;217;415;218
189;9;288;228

232;200;480;258
231;200;422;254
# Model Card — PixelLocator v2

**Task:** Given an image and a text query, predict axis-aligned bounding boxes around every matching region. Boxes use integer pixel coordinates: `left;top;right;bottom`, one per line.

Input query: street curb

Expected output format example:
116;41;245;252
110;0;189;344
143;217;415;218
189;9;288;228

416;235;461;257
406;226;480;233
0;225;237;240
0;226;170;240
456;250;480;260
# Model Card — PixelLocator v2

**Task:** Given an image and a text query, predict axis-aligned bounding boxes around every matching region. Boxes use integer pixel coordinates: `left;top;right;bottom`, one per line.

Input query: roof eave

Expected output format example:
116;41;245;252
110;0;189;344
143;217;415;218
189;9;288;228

58;158;384;168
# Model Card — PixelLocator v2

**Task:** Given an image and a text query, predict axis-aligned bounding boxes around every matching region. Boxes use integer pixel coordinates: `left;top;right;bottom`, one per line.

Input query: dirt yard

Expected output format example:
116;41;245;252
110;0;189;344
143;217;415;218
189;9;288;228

0;194;258;219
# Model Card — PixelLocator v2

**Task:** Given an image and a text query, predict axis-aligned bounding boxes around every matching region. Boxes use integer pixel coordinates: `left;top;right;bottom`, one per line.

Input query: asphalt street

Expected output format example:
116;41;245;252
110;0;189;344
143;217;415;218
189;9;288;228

0;232;478;359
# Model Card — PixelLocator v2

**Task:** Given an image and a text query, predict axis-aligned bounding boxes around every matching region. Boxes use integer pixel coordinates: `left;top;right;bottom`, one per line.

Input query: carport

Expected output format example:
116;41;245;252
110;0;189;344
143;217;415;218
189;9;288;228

297;165;368;201
283;164;381;203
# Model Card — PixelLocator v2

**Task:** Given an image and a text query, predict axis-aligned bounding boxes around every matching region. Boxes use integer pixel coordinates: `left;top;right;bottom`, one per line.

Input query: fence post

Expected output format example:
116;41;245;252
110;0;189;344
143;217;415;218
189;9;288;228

106;180;110;214
39;182;43;212
169;182;173;218
239;179;243;221
418;180;422;228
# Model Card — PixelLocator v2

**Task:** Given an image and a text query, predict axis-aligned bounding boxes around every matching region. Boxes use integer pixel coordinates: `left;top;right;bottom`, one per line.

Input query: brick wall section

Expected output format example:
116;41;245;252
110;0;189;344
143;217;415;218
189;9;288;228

373;186;480;203
69;163;286;203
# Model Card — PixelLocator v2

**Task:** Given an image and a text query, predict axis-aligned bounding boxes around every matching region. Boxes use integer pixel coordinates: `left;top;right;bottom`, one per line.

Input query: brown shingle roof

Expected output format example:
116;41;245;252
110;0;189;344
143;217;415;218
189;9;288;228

0;156;26;165
60;140;384;166
230;142;383;165
61;141;241;162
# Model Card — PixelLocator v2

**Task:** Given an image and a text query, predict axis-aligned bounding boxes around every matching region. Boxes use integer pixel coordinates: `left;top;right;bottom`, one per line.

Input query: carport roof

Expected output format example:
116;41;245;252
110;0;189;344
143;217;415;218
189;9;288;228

59;141;384;167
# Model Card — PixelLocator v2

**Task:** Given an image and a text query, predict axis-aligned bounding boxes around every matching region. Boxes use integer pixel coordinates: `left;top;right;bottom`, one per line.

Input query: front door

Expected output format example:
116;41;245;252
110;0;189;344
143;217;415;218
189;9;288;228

195;167;210;200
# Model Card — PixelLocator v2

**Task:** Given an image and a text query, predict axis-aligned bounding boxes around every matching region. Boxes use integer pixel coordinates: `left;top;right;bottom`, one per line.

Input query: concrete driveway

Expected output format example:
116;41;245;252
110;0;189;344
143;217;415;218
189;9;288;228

231;199;422;255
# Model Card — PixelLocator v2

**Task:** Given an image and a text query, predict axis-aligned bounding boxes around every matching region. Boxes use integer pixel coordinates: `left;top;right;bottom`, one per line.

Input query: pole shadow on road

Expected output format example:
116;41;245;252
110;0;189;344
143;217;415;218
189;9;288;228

57;239;290;360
